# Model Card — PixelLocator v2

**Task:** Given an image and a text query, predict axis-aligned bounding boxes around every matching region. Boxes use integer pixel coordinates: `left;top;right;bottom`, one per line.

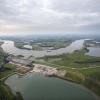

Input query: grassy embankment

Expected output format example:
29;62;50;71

36;49;100;96
0;80;15;100
0;64;16;79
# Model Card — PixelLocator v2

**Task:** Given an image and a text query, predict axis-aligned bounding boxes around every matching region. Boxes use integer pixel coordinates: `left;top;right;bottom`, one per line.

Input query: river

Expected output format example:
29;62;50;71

1;39;100;58
1;39;84;58
5;73;99;100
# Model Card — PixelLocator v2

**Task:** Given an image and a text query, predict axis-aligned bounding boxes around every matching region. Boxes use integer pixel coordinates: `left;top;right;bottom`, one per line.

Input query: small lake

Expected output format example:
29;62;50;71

5;73;99;100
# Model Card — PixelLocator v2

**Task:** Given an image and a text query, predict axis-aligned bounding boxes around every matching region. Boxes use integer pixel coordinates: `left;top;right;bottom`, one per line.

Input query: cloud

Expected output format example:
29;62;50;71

48;0;100;13
0;0;100;34
80;22;100;32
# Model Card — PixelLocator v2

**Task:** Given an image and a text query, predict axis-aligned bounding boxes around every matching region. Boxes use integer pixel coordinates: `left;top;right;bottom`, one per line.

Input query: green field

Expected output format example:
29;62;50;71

32;43;41;50
78;67;100;75
54;50;100;68
40;41;69;49
87;71;100;82
37;49;100;68
14;42;24;48
0;64;16;79
14;41;69;50
32;41;69;50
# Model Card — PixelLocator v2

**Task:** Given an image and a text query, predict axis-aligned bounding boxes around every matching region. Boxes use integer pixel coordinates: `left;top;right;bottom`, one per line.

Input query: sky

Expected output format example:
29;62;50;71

0;0;100;35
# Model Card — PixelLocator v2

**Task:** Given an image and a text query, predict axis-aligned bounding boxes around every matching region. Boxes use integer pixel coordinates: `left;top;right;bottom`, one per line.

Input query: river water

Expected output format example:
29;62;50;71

5;73;99;100
1;39;100;58
1;39;84;58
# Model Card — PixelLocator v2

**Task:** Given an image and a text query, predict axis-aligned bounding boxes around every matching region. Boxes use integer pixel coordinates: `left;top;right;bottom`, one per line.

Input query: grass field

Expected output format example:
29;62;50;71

0;64;16;79
40;41;69;49
87;71;100;82
37;49;100;68
32;44;41;50
78;67;100;75
32;41;69;50
14;41;69;50
53;50;100;68
65;71;85;83
14;42;24;48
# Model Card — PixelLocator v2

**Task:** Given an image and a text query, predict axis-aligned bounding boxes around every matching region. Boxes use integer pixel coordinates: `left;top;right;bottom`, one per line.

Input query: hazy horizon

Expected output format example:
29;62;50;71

0;0;100;35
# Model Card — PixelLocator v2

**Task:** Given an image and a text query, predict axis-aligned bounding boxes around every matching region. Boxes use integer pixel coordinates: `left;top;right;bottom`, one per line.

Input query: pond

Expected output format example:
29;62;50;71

5;73;99;100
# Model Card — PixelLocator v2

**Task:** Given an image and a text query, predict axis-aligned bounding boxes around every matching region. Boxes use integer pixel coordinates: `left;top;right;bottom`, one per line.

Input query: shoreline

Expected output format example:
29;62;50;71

56;76;100;100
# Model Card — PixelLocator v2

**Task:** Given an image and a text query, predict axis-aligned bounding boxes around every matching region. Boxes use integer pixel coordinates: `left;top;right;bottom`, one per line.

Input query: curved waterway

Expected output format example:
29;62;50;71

5;73;99;100
1;39;84;58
